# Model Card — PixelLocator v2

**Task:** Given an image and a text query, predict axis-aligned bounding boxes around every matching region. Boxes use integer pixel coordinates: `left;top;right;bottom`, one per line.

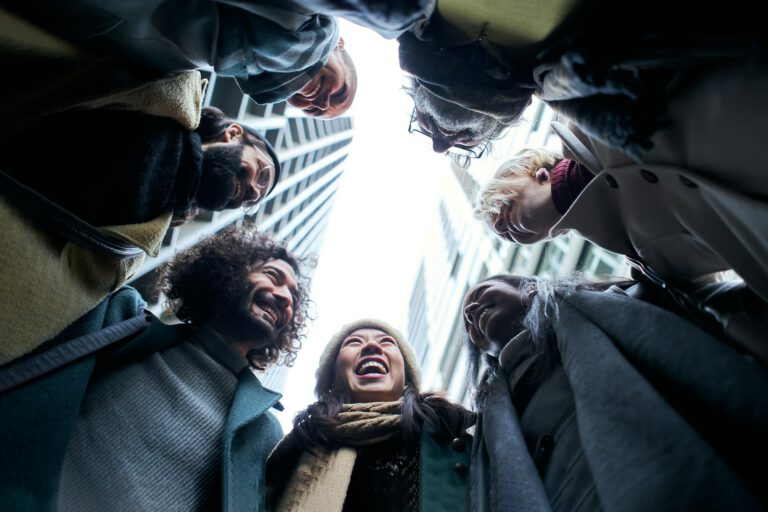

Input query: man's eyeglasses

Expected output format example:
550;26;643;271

408;107;489;159
241;144;277;215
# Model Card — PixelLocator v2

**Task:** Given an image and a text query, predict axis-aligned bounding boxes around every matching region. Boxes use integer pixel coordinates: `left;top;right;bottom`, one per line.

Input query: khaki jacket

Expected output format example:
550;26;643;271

0;70;206;364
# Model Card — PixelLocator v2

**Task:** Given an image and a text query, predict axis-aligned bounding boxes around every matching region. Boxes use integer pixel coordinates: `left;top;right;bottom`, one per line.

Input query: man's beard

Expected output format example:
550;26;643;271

197;144;243;210
413;86;499;139
223;285;283;351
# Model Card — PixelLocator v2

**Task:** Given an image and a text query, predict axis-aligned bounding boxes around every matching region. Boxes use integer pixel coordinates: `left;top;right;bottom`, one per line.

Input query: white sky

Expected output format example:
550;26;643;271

274;20;451;429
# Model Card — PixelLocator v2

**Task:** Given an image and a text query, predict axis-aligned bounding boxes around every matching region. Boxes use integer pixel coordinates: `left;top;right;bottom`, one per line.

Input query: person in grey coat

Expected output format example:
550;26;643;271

461;273;768;512
53;226;311;512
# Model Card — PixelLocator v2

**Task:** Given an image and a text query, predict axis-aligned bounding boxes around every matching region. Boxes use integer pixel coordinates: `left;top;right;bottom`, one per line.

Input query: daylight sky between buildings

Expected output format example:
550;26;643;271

273;20;452;429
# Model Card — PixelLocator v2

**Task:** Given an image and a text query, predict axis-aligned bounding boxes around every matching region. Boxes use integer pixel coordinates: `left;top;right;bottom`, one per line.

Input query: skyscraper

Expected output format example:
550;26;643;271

128;73;354;391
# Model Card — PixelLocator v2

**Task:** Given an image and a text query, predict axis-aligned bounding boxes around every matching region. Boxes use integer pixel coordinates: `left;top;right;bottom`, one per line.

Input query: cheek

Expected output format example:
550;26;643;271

389;355;407;386
333;352;355;386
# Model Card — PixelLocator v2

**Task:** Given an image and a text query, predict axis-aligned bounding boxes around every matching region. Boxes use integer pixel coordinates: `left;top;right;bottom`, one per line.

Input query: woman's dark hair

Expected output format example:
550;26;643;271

156;223;313;368
465;273;633;412
291;389;476;453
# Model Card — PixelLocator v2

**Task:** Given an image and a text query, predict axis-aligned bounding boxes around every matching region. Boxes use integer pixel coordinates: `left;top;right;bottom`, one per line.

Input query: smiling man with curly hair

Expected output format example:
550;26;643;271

158;226;310;369
57;225;311;512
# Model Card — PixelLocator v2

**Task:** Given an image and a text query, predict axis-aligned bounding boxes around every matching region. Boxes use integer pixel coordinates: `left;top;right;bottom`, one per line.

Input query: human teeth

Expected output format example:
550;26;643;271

357;361;387;375
256;302;277;324
303;78;322;98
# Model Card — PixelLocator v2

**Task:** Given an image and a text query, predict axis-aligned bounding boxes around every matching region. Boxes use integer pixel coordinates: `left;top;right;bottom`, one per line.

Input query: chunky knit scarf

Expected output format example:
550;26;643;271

276;400;403;512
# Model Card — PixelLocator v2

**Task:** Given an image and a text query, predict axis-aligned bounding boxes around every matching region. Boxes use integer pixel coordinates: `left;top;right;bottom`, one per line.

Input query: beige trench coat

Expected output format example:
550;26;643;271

549;59;768;303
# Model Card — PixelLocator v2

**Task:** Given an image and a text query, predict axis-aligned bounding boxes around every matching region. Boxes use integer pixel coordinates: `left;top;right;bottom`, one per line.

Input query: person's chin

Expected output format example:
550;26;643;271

232;312;276;346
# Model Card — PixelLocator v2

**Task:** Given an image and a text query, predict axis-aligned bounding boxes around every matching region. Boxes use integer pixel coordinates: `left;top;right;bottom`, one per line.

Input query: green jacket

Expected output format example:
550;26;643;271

420;427;472;512
267;426;472;511
0;286;283;512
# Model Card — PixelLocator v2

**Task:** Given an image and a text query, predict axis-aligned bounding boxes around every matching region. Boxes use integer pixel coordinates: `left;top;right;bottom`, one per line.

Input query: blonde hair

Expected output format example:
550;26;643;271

473;147;561;229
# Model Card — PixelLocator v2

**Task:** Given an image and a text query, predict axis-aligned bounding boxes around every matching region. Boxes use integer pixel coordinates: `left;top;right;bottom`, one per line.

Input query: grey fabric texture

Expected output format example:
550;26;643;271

484;375;551;512
474;289;768;511
554;290;766;510
57;328;240;512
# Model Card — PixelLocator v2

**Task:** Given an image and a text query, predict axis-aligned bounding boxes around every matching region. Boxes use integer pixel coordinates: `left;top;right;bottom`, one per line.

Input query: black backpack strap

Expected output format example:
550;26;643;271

0;169;145;259
0;312;152;394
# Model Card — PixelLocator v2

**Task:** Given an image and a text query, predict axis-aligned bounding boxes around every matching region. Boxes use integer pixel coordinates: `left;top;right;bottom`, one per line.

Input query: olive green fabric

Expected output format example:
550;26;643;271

436;0;576;46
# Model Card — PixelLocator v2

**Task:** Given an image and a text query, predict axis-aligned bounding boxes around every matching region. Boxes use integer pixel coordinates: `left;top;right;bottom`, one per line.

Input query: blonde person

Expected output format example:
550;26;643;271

474;119;768;363
267;319;474;512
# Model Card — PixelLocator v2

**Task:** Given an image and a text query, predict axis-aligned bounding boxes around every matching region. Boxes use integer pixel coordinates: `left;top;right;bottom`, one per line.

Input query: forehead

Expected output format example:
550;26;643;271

346;328;390;339
465;278;518;301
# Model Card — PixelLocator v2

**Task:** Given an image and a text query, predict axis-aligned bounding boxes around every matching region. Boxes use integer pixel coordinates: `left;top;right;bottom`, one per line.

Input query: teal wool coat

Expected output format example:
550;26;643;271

0;286;283;512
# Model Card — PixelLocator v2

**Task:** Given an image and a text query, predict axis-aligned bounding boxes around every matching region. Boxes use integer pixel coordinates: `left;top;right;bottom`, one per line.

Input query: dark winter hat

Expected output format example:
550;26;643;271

314;319;422;400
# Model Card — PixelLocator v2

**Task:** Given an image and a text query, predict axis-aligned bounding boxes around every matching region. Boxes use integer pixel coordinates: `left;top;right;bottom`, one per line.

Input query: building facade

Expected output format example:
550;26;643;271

407;99;628;402
128;72;354;392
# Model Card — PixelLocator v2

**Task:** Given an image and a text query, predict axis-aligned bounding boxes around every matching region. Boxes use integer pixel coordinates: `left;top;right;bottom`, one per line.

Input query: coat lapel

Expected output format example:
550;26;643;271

223;369;283;512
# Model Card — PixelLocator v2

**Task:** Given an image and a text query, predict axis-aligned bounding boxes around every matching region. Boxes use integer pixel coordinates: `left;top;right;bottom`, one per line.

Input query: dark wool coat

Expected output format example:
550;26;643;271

471;289;768;512
398;0;766;157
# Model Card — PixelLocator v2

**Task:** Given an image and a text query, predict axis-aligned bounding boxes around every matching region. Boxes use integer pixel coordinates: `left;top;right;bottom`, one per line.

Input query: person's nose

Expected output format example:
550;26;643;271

491;213;506;235
272;285;293;309
244;185;261;205
271;286;294;325
240;168;262;204
360;339;384;355
463;302;479;326
310;95;330;111
431;134;453;153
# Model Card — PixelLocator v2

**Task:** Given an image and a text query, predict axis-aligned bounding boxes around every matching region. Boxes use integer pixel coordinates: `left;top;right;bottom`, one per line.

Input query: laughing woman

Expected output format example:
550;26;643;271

267;319;474;512
462;274;768;512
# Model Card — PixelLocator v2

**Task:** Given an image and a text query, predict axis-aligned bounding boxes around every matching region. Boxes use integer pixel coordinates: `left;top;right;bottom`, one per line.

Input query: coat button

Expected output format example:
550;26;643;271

453;463;469;476
451;438;467;452
679;175;698;188
640;169;659;183
537;435;554;454
605;174;618;188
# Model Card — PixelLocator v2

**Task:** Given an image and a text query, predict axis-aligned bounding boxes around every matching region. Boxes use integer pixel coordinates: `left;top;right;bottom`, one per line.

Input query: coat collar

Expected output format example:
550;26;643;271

226;369;282;434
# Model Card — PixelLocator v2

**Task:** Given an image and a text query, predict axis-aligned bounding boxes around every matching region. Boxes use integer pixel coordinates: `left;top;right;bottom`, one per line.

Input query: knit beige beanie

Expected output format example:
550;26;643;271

314;319;422;400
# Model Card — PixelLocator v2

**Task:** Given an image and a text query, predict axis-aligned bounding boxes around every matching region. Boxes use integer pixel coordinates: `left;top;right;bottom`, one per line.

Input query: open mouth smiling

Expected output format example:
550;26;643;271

253;299;280;329
299;77;324;100
354;357;389;377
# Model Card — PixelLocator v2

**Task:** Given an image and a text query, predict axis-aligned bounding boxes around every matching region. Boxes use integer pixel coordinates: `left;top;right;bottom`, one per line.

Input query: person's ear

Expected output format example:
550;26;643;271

535;167;550;184
223;123;244;142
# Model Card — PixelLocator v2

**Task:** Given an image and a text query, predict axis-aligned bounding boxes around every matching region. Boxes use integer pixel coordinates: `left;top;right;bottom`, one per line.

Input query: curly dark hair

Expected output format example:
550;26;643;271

156;224;312;368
